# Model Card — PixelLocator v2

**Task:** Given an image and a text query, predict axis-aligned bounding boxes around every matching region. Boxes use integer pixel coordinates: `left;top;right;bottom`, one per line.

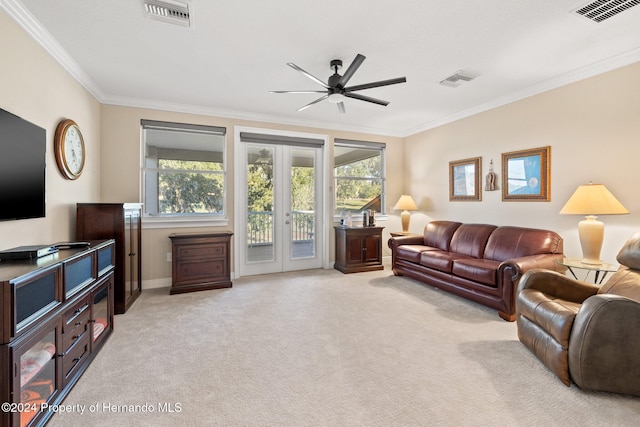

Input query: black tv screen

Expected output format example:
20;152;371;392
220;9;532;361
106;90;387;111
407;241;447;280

0;108;46;221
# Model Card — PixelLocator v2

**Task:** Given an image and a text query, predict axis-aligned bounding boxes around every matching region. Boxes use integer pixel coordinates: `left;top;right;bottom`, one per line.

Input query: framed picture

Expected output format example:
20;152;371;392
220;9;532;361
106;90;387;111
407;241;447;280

449;157;481;201
501;146;550;201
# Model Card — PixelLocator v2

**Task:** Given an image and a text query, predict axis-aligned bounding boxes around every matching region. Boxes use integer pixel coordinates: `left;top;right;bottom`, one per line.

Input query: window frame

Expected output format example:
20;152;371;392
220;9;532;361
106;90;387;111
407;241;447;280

333;139;387;219
141;120;228;229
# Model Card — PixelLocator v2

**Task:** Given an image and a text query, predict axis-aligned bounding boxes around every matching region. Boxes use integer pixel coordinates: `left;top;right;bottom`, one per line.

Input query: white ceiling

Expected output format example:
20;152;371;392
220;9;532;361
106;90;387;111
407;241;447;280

7;0;640;137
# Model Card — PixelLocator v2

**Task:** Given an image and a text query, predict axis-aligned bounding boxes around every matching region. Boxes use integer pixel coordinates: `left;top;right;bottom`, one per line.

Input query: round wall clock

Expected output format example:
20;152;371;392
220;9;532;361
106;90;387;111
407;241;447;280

54;119;85;180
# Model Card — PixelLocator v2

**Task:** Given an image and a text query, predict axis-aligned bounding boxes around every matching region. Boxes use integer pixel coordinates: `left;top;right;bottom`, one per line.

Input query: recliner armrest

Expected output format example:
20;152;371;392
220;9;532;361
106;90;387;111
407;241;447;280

569;294;640;396
517;269;599;303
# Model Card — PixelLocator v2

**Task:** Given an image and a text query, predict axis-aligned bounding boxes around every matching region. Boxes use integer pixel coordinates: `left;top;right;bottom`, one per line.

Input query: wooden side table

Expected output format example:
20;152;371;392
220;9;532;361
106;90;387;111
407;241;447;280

334;226;384;273
169;232;233;294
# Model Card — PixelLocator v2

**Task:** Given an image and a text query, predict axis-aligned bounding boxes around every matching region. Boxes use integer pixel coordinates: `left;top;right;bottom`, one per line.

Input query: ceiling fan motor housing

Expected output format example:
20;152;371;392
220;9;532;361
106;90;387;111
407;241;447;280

272;53;406;112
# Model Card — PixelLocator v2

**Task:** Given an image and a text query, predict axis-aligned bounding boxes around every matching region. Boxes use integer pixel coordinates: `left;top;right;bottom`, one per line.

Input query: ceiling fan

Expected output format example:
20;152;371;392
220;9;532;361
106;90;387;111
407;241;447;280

270;54;407;114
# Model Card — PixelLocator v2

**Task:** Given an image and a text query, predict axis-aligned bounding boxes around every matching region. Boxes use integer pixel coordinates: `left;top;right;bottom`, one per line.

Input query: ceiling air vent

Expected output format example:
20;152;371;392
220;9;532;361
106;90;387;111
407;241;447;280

439;71;478;88
143;0;191;27
572;0;640;23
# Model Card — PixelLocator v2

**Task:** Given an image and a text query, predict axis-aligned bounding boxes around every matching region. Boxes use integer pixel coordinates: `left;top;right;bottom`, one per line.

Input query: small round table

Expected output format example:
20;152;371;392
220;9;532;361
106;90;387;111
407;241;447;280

554;257;618;284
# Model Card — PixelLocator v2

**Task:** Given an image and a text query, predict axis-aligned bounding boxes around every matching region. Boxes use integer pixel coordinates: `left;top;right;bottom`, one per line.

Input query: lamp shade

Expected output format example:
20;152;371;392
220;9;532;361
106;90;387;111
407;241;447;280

560;183;628;265
559;183;628;215
393;195;418;211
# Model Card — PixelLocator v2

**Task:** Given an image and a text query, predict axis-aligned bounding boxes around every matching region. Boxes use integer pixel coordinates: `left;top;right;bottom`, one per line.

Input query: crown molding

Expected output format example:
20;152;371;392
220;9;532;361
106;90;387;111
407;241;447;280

403;47;640;137
100;94;406;138
4;0;640;139
2;0;106;100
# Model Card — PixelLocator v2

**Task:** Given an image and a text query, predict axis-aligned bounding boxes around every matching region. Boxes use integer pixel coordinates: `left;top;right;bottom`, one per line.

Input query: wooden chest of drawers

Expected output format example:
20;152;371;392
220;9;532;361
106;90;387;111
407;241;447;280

169;232;233;294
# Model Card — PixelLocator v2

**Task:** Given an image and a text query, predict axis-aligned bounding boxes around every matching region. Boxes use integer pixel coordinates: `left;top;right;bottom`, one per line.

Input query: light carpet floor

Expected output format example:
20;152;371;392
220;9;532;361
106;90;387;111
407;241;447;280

48;266;639;426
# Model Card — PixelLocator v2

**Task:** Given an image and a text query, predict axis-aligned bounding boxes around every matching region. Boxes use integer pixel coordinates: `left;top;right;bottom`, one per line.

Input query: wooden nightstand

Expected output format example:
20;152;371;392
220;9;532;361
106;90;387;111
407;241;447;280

169;232;233;294
334;226;384;273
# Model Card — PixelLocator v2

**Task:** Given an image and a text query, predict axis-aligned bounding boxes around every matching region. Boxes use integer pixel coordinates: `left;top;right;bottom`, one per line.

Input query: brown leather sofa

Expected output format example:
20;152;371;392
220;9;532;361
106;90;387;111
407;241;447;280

388;221;564;321
516;232;640;396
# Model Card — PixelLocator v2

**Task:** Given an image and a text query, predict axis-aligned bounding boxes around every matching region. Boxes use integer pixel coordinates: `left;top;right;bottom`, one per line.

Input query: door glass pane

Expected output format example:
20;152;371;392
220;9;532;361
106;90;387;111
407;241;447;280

20;330;56;426
290;148;315;259
247;146;275;262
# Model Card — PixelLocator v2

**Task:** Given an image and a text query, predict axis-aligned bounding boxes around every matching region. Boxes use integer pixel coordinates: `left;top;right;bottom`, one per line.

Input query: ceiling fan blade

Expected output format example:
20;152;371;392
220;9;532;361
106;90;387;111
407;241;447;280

269;90;327;94
345;77;407;92
344;92;389;106
337;54;366;89
337;102;346;114
297;94;329;111
287;63;330;89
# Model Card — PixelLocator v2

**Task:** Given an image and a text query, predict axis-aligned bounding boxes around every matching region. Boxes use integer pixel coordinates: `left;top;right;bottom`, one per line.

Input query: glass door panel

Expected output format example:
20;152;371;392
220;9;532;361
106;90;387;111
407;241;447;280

240;140;323;276
288;148;316;261
18;328;58;427
246;145;275;263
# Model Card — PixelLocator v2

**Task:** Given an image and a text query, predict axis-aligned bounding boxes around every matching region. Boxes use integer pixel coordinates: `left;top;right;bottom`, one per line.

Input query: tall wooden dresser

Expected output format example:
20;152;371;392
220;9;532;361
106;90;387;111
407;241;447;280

76;203;142;314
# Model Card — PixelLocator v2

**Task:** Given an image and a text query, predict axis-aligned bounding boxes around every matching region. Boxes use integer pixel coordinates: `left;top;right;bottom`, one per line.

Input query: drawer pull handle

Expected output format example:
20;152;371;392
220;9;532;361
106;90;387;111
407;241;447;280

75;321;82;326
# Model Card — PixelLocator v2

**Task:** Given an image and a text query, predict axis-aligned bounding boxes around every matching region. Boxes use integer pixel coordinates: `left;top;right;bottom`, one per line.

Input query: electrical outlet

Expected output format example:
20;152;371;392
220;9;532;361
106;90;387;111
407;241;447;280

166;252;172;262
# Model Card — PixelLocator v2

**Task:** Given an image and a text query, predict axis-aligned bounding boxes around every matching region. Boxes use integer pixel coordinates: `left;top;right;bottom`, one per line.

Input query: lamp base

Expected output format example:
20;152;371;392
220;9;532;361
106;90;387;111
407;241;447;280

400;210;411;233
578;215;604;265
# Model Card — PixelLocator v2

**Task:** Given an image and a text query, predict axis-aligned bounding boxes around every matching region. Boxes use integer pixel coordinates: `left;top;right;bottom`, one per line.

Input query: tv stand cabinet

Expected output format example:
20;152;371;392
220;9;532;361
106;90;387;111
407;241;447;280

0;240;115;427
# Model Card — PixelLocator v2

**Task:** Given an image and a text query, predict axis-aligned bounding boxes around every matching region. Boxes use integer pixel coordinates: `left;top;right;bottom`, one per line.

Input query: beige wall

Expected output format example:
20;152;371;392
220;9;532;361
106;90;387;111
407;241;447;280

4;5;639;286
0;10;102;248
403;61;640;260
100;105;404;284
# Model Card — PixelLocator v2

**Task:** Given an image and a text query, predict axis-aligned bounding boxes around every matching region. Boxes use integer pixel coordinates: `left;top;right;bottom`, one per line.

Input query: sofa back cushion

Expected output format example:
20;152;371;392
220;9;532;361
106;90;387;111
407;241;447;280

483;226;563;262
422;221;462;251
449;224;497;258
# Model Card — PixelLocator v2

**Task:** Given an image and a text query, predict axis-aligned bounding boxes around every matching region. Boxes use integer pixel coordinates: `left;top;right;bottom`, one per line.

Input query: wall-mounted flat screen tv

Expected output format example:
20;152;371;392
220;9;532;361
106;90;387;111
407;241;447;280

0;108;46;221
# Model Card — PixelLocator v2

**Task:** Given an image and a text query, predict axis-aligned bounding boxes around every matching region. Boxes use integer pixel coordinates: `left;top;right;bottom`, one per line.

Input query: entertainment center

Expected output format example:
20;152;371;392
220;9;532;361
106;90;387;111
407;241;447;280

0;240;115;427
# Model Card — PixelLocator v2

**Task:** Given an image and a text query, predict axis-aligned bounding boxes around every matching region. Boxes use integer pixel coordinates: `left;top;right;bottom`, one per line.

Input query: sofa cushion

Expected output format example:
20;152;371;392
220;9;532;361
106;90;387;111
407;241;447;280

395;245;438;263
483;226;563;261
423;221;462;251
452;258;500;286
449;224;497;258
420;250;472;273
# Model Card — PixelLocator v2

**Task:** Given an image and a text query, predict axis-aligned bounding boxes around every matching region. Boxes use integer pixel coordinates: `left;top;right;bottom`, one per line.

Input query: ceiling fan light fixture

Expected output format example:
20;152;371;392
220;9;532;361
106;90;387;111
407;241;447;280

328;93;346;104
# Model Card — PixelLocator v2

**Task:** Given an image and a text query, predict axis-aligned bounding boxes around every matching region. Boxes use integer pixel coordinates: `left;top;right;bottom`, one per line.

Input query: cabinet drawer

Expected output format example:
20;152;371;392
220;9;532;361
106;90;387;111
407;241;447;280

176;243;226;260
62;333;90;381
175;259;228;284
62;298;90;350
64;253;96;297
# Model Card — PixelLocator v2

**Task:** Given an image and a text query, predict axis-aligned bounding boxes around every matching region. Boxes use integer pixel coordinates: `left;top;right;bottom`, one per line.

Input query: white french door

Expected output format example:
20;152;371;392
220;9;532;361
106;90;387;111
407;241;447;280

236;134;324;277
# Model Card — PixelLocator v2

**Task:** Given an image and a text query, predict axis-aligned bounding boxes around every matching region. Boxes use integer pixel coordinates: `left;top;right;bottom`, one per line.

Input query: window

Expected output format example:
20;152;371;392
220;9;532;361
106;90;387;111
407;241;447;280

142;120;226;220
334;139;385;215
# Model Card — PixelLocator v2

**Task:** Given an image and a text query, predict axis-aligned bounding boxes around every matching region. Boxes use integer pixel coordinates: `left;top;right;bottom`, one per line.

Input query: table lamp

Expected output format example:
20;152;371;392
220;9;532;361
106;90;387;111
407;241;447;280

560;183;628;264
393;195;418;233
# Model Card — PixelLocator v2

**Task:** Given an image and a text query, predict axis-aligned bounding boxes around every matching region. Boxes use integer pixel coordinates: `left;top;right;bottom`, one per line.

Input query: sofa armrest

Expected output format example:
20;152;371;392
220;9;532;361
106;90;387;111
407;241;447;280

500;253;565;281
569;294;640;396
517;269;599;303
387;235;424;250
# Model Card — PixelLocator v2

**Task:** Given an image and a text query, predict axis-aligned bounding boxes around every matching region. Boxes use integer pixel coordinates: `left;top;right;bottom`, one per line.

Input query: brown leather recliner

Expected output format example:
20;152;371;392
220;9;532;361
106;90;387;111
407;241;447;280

516;232;640;396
